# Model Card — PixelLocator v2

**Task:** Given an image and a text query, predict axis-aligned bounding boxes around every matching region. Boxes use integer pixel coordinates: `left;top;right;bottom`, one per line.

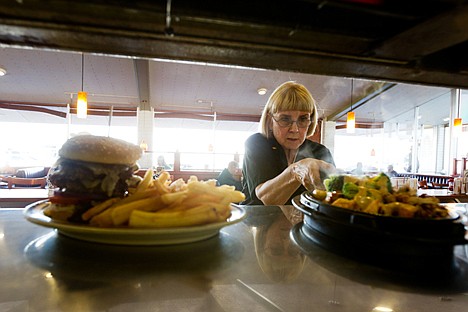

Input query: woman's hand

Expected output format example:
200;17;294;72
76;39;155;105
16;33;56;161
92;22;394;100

255;158;336;206
292;159;336;191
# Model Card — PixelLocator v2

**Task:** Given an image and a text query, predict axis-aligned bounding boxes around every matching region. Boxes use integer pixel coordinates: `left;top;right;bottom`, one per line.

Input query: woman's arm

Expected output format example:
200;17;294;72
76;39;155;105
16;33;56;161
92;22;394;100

255;164;301;205
255;158;336;205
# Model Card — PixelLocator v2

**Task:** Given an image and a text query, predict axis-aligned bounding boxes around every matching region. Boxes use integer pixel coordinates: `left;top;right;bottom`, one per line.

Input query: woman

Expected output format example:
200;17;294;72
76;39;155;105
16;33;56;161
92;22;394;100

242;81;336;205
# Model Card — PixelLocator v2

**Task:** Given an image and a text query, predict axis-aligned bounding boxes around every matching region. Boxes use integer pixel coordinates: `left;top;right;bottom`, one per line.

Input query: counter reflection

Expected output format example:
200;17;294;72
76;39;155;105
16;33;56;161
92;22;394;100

248;206;306;283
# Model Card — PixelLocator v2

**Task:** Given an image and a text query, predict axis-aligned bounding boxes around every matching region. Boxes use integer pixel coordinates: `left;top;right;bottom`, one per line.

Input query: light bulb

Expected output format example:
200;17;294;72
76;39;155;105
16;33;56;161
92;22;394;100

453;118;462;136
347;111;355;133
77;91;88;119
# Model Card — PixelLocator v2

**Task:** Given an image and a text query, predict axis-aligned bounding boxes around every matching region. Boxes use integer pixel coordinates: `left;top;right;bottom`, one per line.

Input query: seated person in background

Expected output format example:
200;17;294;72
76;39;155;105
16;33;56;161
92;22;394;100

351;162;363;175
217;160;243;191
157;155;171;170
387;164;398;177
242;81;336;205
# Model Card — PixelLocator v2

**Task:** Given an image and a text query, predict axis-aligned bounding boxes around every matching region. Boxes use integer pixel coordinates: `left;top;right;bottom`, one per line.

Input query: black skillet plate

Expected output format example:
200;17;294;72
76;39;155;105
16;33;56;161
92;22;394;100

291;192;468;270
298;191;466;239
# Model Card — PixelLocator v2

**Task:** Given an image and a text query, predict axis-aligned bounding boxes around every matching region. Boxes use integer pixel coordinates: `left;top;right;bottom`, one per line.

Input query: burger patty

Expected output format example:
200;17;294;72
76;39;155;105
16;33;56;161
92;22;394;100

48;158;136;198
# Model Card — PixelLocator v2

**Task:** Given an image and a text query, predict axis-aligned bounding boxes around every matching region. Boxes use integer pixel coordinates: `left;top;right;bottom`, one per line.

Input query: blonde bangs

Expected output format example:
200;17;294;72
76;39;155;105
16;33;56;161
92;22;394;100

270;83;315;114
260;81;318;137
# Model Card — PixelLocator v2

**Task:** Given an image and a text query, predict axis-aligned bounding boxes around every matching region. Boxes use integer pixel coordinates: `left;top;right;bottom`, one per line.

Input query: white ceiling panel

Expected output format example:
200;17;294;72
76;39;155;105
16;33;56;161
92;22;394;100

0;46;460;130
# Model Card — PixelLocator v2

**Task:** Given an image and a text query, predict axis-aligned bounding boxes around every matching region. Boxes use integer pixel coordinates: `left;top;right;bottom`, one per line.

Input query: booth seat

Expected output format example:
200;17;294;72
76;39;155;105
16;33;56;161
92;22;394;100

7;177;47;189
4;167;50;189
15;167;49;179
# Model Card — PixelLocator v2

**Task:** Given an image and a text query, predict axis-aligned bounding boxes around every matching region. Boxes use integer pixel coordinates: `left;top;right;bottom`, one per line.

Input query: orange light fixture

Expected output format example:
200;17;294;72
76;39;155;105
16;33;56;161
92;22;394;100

453;89;463;137
347;111;355;133
347;79;355;134
77;91;88;119
77;53;87;119
453;117;462;136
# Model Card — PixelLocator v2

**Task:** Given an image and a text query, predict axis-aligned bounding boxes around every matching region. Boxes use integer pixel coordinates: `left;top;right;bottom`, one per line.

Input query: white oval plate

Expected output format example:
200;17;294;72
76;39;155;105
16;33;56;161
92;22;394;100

24;200;246;246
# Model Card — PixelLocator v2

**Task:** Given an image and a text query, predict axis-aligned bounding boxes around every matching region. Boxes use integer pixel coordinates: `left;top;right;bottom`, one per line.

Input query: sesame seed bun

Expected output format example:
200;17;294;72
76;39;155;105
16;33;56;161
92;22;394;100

58;135;142;165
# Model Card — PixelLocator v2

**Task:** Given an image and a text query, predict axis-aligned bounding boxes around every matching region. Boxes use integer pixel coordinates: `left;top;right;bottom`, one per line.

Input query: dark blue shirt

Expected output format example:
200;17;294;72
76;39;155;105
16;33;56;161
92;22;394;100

242;133;335;205
217;168;242;191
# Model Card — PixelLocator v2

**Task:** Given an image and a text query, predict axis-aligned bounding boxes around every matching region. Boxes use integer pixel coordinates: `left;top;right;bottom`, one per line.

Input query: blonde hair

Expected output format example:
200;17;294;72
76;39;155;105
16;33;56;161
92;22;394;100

259;81;318;138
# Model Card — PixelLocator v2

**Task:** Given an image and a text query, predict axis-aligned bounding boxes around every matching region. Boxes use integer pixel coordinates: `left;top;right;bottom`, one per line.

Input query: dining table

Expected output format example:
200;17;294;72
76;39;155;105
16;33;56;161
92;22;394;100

417;188;468;203
1;202;468;312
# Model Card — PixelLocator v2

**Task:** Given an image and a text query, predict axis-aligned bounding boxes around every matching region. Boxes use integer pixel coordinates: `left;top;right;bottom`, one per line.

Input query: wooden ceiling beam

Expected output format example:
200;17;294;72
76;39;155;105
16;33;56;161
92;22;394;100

0;0;467;89
372;4;468;61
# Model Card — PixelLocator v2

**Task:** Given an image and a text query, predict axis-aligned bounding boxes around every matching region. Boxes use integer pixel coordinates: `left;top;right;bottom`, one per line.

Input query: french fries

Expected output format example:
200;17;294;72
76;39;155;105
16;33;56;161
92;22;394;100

83;169;245;228
110;196;166;226
129;204;227;228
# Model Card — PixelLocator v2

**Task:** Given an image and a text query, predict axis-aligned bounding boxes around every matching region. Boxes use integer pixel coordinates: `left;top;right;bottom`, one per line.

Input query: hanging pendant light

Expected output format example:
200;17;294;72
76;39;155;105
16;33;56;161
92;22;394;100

347;79;355;133
77;53;88;119
453;117;462;136
453;89;462;137
77;91;87;118
347;111;355;133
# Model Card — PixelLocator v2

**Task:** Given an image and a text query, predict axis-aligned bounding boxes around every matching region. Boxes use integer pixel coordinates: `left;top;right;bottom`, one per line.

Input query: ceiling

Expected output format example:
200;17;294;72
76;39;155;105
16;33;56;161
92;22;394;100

0;0;466;129
0;46;455;128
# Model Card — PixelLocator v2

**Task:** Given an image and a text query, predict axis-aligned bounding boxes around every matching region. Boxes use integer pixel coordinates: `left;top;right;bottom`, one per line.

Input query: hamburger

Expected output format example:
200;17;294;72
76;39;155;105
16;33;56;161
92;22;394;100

45;135;143;223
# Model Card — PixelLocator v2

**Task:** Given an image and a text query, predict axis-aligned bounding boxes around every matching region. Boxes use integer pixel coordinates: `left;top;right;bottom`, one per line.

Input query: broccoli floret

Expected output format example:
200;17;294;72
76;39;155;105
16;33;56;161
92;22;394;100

372;172;393;193
324;174;361;192
362;173;393;193
342;182;360;199
324;175;345;192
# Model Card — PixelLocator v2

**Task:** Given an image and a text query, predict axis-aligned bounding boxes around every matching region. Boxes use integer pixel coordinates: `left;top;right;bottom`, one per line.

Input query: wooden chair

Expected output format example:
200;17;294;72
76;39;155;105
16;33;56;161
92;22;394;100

0;178;8;188
7;177;47;189
418;180;428;189
453;157;467;176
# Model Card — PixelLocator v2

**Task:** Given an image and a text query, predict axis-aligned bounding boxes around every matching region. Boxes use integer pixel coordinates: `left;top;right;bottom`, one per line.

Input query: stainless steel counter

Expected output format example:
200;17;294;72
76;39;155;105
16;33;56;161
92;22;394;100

1;205;468;312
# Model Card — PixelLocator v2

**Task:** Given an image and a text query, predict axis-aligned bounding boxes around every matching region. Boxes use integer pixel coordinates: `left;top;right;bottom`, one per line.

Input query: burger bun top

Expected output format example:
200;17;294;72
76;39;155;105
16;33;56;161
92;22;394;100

59;135;142;165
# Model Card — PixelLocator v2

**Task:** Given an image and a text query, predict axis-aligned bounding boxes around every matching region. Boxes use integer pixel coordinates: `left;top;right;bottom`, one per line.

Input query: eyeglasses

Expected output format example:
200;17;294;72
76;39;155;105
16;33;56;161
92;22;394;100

270;114;311;128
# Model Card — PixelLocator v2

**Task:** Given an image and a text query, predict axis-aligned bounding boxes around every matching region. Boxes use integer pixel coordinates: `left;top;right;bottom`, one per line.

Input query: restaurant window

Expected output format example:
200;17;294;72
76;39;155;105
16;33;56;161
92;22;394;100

0;122;66;168
69;114;138;143
153;121;255;171
0;113;138;170
333;85;454;176
380;111;413;175
0;110;255;171
415;91;451;175
334;127;385;174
